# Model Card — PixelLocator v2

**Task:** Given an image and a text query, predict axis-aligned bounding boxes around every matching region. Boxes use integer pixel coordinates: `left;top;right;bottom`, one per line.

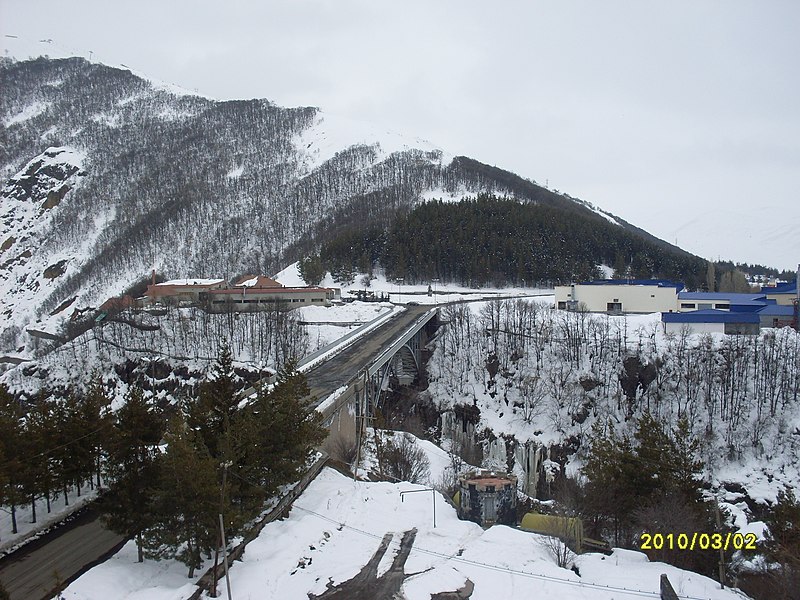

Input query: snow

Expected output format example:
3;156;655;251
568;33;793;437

421;186;478;204
274;262;554;306
155;278;224;286
597;264;615;278
62;538;202;600
210;469;747;599
3;100;49;127
225;165;244;179
578;199;622;226
294;110;453;174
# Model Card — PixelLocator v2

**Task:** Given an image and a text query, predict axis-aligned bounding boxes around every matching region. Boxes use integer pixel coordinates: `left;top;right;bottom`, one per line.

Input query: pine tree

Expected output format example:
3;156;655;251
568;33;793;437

189;342;239;459
0;385;26;534
101;384;163;562
234;361;325;505
80;375;114;489
145;414;220;578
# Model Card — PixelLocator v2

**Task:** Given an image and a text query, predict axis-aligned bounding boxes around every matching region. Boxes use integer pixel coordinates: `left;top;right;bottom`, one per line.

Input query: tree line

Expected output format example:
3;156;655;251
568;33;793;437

318;196;709;289
0;344;326;576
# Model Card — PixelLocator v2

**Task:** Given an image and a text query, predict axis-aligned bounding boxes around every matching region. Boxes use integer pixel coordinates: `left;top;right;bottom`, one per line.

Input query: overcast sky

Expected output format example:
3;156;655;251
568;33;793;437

2;1;798;271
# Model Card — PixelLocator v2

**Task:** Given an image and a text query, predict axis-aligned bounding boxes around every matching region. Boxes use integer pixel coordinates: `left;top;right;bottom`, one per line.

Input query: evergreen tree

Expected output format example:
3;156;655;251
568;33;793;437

145;414;220;578
0;385;26;534
189;342;239;460
763;488;800;595
298;254;325;286
80;375;114;489
101;384;163;562
234;361;326;506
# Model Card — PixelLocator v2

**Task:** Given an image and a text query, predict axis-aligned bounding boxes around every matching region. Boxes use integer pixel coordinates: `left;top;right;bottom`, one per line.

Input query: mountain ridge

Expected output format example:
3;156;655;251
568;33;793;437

2;55;707;357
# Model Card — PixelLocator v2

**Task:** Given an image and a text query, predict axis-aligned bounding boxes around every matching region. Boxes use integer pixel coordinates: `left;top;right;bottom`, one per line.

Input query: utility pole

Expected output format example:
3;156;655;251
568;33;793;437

213;461;232;598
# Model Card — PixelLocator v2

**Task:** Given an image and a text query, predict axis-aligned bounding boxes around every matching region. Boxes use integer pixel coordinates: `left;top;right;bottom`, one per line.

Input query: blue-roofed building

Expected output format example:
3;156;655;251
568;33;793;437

761;280;798;307
677;292;769;313
757;304;796;328
662;310;760;335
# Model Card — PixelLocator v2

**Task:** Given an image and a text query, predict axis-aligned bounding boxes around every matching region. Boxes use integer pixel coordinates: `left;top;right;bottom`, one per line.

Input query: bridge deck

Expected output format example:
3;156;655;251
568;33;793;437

305;305;435;410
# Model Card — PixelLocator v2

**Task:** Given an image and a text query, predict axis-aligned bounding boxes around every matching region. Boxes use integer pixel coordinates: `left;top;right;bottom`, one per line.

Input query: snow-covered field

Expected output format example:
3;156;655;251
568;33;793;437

274;262;553;306
63;467;749;600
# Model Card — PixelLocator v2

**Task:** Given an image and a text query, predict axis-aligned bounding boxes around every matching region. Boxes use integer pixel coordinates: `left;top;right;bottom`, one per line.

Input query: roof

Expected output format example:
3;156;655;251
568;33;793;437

678;292;767;303
234;274;282;288
761;281;798;295
208;286;333;296
662;309;760;324
578;279;684;291
156;278;225;287
758;304;796;317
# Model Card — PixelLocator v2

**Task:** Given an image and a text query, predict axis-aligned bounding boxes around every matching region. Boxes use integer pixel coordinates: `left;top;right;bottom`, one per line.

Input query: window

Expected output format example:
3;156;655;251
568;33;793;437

681;303;696;309
698;303;712;310
607;302;623;313
715;303;730;310
557;301;566;309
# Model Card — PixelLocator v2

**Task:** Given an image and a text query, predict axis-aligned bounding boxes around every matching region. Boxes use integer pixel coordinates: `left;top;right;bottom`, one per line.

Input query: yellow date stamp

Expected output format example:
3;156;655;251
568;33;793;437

640;532;757;552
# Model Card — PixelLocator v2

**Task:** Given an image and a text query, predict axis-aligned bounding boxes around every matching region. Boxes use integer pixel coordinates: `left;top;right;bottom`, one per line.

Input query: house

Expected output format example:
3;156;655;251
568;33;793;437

554;279;683;314
661;309;760;335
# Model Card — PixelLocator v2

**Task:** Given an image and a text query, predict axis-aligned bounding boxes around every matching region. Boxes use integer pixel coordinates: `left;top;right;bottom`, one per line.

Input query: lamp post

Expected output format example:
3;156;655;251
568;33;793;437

431;278;439;306
396;277;404;304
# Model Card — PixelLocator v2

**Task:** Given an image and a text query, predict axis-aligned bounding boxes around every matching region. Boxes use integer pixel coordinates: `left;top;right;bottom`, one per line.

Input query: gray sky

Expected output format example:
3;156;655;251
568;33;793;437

2;0;798;271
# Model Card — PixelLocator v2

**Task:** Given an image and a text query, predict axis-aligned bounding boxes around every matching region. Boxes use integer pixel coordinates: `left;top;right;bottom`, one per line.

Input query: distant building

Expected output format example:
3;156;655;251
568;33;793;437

143;278;226;305
677;292;769;313
141;274;340;312
554;279;683;314
455;471;517;527
761;281;798;307
662;309;760;335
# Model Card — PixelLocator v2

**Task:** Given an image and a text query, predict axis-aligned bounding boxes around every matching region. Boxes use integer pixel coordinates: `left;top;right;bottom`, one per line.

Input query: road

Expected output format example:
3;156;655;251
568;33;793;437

304;304;432;407
0;505;126;600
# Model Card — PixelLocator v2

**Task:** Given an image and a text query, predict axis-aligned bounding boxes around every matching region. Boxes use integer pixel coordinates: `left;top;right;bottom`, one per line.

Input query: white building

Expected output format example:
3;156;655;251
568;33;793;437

554;280;682;314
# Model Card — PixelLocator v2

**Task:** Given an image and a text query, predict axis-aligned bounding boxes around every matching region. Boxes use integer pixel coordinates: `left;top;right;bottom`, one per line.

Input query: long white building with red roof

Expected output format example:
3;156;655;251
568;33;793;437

142;274;339;311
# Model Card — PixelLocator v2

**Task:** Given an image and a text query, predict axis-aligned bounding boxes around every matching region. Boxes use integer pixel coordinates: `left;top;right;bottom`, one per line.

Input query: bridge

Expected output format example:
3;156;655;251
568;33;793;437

303;304;439;456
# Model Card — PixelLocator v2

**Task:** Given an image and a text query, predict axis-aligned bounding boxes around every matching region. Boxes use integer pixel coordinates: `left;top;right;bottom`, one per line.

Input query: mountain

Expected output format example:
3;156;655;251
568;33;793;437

2;56;705;357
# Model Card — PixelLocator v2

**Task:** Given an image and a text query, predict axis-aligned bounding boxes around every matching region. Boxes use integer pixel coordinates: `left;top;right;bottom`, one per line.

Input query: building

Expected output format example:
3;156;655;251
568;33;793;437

554;279;683;314
761;280;798;307
204;274;339;312
455;471;517;527
677;292;769;313
141;274;340;312
757;304;796;329
143;278;226;305
662;309;760;335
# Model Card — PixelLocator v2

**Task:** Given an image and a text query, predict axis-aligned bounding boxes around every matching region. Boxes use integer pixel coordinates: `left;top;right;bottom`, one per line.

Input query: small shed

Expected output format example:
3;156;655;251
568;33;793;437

520;512;584;549
456;471;517;527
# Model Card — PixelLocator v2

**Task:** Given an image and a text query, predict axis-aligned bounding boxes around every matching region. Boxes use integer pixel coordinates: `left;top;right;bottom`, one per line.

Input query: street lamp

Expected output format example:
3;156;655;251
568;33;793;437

396;278;404;304
431;278;440;306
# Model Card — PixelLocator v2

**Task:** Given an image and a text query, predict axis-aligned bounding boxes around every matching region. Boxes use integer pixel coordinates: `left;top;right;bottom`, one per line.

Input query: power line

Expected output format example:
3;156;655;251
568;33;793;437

228;469;724;600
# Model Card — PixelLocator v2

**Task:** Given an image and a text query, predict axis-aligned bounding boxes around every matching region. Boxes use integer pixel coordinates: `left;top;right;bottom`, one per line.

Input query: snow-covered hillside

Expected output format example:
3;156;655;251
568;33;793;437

1;55;667;360
426;299;799;506
62;467;748;600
